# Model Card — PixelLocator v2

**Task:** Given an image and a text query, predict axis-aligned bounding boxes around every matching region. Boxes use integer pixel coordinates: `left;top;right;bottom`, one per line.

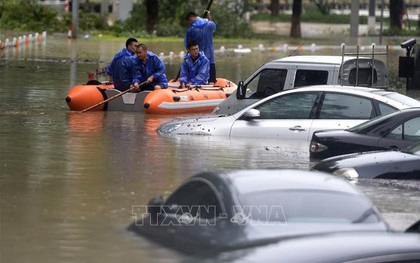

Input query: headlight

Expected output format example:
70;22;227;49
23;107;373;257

157;123;182;134
333;168;359;181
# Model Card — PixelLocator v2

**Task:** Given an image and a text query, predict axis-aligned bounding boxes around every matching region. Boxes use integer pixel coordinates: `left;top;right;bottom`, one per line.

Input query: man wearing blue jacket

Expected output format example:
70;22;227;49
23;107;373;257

106;37;138;91
179;41;210;89
184;11;216;83
133;43;168;91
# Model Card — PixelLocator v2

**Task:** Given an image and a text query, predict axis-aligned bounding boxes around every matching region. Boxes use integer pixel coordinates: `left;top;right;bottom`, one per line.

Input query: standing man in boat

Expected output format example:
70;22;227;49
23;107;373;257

179;41;210;89
132;43;168;91
106;37;139;92
184;10;216;84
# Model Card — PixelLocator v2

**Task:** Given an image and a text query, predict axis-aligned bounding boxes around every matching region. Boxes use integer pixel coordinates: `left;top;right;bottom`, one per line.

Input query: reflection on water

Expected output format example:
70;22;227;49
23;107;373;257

1;36;419;263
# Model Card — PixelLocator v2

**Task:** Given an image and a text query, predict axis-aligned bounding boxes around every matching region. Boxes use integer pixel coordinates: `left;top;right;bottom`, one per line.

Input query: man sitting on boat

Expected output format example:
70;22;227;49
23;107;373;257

179;41;210;89
105;37;138;92
133;43;168;91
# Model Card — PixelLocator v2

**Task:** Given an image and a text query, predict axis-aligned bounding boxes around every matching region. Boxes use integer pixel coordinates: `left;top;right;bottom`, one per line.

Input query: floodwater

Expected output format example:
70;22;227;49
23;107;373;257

1;34;419;263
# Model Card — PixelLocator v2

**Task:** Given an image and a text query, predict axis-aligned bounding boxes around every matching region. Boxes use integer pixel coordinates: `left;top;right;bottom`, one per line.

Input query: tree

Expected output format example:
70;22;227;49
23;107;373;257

146;0;159;34
389;0;404;30
310;0;331;15
270;0;280;16
290;0;302;38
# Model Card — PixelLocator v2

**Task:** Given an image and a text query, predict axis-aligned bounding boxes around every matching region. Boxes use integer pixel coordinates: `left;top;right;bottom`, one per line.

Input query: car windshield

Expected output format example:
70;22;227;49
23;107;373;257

240;190;380;224
347;111;396;132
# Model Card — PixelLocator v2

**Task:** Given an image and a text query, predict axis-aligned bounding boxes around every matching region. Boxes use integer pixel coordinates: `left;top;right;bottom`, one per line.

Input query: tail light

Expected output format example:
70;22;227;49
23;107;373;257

310;141;328;153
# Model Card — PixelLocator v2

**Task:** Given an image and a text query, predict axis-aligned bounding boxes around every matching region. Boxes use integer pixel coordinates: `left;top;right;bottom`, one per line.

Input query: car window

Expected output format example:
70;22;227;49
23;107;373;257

319;93;374;119
241;190;380;223
378;102;397;116
254;92;319;119
294;70;328;87
246;69;287;99
386;117;420;141
348;68;377;85
165;181;222;219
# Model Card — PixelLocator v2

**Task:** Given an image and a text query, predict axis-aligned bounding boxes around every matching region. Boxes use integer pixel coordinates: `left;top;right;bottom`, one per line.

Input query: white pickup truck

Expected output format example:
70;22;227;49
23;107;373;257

214;54;389;115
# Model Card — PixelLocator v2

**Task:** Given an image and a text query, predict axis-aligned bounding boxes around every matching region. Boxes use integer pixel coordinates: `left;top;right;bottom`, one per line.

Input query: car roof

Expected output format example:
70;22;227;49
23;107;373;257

240;85;420;112
270;55;373;65
231;232;420;263
193;169;362;196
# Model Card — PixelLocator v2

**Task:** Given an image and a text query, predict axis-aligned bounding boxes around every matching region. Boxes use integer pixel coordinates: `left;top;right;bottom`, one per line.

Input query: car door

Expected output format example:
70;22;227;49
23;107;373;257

309;92;376;137
377;116;420;150
229;92;320;140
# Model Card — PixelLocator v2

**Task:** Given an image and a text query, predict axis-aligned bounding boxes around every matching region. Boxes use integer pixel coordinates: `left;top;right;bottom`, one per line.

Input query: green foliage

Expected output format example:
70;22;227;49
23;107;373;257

383;27;420;37
251;9;368;25
123;4;147;33
104;0;252;38
0;0;66;32
389;73;407;90
79;12;106;31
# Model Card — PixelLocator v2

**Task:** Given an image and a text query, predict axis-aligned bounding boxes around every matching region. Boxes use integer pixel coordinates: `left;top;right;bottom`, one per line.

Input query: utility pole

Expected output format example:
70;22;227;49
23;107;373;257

72;0;79;38
350;0;359;38
368;0;376;33
101;0;109;25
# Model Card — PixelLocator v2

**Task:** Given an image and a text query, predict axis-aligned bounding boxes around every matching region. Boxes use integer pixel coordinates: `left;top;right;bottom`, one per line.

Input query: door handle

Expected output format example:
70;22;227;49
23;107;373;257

289;125;306;132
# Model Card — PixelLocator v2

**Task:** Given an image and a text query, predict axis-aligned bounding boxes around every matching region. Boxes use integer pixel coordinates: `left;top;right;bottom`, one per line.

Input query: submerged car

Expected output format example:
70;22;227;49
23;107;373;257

221;232;420;263
158;86;420;142
214;54;389;115
310;107;420;160
128;169;389;254
311;142;420;180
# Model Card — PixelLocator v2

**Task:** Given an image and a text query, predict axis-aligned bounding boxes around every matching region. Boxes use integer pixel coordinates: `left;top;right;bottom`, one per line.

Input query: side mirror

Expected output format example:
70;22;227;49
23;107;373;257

236;81;245;99
147;195;164;222
242;109;260;120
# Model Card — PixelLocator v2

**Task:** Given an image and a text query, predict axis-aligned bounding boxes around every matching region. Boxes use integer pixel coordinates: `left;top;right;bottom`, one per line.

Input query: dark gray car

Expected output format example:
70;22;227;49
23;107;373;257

128;169;389;254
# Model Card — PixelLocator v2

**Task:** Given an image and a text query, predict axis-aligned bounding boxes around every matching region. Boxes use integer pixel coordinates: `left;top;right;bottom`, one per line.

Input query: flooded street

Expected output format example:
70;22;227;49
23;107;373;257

1;34;419;262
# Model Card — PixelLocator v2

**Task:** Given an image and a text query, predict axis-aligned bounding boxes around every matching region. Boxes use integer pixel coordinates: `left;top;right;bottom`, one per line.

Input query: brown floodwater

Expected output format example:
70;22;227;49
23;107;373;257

0;34;419;263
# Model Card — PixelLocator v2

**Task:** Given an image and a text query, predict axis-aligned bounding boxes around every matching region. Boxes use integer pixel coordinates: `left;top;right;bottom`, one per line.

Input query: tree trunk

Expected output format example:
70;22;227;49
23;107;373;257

389;0;404;30
290;0;302;38
146;0;159;34
271;0;280;16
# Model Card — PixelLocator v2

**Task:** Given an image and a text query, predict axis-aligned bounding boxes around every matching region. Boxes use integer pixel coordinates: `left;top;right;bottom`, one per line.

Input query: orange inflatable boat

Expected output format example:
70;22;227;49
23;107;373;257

65;78;237;114
65;82;114;111
144;78;236;114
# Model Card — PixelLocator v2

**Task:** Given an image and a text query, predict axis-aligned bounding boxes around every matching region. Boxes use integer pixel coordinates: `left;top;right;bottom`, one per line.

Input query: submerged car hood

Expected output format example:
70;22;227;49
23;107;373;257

313;150;420;179
158;115;236;136
323;150;418;167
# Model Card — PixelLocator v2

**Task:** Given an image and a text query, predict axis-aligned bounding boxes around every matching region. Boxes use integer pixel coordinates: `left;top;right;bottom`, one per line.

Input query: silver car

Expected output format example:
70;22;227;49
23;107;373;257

158;85;420;141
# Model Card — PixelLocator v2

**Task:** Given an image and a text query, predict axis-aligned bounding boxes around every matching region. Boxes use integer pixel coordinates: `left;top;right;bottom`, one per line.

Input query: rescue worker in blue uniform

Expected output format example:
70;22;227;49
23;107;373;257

133;43;168;91
179;41;210;89
106;38;138;91
184;11;216;83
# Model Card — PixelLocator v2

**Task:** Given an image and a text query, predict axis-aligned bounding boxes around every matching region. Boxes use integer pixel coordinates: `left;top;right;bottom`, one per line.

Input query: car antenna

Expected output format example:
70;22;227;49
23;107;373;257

287;43;303;57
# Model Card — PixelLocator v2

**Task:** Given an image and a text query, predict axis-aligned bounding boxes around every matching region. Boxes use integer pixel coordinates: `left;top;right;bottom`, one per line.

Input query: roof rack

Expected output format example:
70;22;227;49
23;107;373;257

340;44;389;88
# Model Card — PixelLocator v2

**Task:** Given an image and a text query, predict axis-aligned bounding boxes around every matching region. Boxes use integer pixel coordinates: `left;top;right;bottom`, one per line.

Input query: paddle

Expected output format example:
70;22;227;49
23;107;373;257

80;81;148;113
174;0;214;81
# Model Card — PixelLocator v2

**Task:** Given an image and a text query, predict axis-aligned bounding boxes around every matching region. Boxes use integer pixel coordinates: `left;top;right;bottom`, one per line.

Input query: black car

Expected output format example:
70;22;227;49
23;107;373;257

128;169;389;254
312;142;420;180
310;107;420;160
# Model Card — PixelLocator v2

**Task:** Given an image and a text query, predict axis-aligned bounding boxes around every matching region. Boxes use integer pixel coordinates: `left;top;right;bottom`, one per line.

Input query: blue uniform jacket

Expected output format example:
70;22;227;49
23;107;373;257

106;48;137;91
184;17;216;63
133;51;168;87
179;52;210;85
